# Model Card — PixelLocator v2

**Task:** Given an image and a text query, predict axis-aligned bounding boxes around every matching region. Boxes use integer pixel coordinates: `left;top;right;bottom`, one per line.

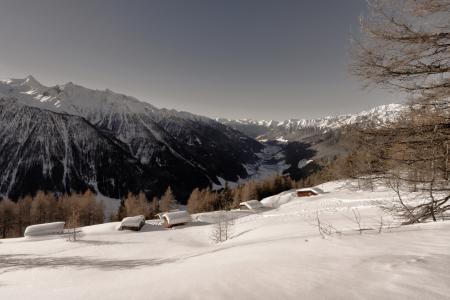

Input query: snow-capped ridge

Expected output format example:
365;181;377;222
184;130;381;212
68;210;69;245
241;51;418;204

0;76;161;118
220;103;405;132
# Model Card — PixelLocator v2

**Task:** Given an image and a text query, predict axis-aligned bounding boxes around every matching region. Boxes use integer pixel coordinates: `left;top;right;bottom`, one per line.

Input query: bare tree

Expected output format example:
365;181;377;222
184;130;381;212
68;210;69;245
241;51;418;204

66;208;81;242
351;208;364;235
377;216;384;233
210;211;234;243
352;0;450;104
351;0;450;224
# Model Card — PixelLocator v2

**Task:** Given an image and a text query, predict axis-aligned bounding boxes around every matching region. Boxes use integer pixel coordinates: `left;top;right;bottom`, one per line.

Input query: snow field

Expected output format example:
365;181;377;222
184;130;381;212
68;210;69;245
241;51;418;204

0;180;449;300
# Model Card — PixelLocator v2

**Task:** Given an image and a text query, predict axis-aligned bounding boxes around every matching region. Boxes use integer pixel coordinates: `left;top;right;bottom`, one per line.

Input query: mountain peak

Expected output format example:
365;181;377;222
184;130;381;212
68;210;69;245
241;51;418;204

23;75;44;88
25;74;37;82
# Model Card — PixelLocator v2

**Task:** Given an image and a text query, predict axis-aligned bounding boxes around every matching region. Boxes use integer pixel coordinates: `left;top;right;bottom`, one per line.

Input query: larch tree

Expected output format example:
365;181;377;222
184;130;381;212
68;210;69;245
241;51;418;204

125;192;150;218
351;0;450;223
232;186;243;209
0;199;17;238
16;196;33;236
31;191;51;224
151;196;160;218
240;181;257;202
187;188;201;213
160;186;178;212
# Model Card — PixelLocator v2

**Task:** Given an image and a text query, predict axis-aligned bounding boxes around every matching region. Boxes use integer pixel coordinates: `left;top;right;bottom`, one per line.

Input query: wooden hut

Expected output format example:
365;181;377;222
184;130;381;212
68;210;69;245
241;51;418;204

296;188;323;197
119;215;146;231
24;222;65;237
239;200;264;210
296;187;324;198
161;211;191;228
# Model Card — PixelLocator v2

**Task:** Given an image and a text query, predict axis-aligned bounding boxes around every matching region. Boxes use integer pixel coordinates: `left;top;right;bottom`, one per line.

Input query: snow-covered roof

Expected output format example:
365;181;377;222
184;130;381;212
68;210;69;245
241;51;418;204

161;211;191;225
239;200;264;210
120;215;145;228
296;187;324;195
24;222;65;237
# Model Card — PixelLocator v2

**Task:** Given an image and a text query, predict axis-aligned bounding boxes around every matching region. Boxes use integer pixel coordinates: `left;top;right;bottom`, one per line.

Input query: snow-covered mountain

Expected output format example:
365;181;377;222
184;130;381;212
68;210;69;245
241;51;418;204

0;98;144;198
0;76;406;201
0;76;263;200
218;103;405;140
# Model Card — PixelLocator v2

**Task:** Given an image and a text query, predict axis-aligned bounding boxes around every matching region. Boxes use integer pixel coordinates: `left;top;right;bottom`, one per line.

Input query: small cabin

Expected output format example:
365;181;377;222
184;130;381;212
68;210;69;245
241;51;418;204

24;222;65;237
161;211;191;228
119;215;146;231
296;187;324;198
239;200;264;210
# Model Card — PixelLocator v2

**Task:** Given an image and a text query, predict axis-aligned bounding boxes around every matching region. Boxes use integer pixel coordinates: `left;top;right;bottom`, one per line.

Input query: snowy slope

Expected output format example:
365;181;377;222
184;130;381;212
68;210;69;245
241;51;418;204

1;180;449;300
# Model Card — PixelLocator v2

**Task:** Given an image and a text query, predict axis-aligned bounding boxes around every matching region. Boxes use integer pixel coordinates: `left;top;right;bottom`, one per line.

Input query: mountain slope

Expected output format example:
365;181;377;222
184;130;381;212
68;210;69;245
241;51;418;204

0;76;406;200
0;98;144;199
0;77;263;200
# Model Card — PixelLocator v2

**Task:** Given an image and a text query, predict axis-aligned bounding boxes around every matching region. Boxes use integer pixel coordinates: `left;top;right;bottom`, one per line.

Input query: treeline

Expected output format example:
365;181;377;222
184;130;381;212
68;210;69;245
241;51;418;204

114;173;334;217
188;175;303;214
1;172;336;238
0;190;104;238
0;185;183;238
113;186;178;221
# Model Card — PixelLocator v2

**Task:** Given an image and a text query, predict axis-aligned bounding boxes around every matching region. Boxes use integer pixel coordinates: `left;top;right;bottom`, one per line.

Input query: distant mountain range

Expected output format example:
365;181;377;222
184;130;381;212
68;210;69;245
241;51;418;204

217;103;404;140
0;76;405;201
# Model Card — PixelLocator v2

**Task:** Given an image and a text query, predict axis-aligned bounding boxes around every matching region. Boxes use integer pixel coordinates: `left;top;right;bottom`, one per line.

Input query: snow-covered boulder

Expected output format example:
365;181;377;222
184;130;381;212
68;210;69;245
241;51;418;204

24;222;65;237
161;211;191;228
119;215;146;231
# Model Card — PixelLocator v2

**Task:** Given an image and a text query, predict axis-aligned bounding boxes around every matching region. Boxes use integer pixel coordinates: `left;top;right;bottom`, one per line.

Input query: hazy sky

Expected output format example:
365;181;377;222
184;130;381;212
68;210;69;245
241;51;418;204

0;0;398;120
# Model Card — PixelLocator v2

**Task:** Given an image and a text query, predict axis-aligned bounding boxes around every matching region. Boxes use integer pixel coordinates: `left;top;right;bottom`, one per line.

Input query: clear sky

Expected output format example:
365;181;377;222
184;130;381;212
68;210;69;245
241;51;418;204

0;0;398;120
